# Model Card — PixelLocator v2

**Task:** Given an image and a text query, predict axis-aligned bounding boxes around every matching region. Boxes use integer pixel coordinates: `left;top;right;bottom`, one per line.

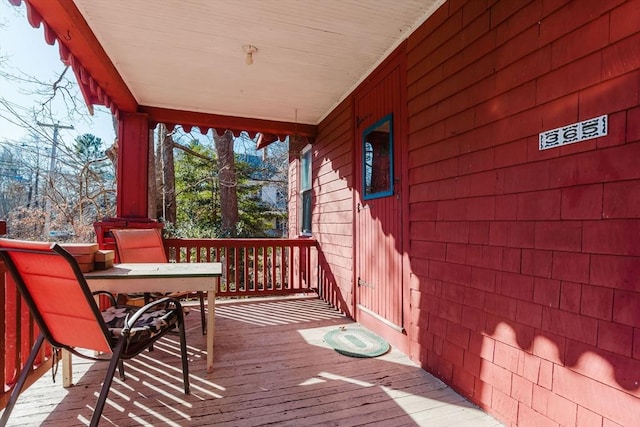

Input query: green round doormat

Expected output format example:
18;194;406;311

323;326;390;358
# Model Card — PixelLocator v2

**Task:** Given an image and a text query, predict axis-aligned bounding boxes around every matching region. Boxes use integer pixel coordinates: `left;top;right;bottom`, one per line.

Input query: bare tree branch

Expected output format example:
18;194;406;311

172;141;215;162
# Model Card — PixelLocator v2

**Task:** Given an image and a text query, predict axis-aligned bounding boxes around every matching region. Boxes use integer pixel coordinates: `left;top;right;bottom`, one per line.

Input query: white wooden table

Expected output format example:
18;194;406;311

62;262;221;387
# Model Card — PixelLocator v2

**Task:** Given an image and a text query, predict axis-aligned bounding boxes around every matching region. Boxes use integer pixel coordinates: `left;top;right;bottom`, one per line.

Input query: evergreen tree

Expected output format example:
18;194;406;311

173;139;219;237
74;133;103;162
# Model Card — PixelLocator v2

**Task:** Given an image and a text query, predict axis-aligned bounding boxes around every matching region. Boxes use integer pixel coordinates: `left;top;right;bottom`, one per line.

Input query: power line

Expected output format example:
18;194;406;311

37;121;74;236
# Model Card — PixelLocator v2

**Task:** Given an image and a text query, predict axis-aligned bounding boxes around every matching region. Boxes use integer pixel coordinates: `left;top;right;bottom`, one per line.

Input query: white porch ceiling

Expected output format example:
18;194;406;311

72;0;444;125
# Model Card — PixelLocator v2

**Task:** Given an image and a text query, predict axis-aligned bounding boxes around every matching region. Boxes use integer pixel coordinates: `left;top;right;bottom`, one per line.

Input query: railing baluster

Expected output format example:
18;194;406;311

271;246;276;290
244;246;250;292
289;245;294;291
279;247;285;289
307;245;312;288
262;246;267;291
234;246;239;292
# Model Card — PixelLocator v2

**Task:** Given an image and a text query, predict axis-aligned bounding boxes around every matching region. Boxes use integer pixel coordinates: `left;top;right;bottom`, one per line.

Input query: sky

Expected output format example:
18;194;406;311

0;1;116;151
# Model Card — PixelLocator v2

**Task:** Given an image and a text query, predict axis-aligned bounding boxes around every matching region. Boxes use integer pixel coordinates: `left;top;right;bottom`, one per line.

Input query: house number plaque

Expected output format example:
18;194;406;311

539;114;608;150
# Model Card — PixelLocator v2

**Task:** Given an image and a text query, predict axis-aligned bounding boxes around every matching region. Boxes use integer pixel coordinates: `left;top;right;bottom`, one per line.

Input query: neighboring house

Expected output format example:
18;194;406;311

237;153;288;237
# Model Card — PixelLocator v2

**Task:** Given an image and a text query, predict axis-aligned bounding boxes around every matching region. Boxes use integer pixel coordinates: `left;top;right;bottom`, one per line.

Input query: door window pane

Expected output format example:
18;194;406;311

363;114;393;200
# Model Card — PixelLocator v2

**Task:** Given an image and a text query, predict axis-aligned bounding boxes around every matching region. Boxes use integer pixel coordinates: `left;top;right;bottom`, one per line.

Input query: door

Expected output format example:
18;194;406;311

355;61;404;332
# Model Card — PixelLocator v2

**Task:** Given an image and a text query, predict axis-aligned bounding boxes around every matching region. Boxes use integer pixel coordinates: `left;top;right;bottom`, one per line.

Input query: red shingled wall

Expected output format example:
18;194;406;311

304;0;639;424
289;98;356;316
405;0;640;425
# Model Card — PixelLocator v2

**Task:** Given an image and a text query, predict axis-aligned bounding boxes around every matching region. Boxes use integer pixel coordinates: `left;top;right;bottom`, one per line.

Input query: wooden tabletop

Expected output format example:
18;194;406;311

85;262;223;279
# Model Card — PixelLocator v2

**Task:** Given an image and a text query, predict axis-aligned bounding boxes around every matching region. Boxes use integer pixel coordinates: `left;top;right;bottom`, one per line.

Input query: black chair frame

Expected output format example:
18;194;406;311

0;243;190;427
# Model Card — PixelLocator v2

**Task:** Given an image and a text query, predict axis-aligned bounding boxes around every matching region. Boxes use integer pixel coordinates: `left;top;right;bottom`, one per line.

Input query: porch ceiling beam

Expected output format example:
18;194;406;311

140;106;318;139
27;0;138;113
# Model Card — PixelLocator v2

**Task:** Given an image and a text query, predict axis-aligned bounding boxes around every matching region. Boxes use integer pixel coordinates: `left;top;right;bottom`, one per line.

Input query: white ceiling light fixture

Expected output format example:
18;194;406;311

243;45;258;65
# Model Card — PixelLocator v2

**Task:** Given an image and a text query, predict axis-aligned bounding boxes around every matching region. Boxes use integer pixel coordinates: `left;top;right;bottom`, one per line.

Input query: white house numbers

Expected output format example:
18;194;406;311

539;114;608;150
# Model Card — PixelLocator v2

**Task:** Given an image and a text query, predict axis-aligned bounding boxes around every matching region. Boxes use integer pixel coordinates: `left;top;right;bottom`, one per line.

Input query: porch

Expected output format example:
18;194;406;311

2;296;503;426
4;1;640;425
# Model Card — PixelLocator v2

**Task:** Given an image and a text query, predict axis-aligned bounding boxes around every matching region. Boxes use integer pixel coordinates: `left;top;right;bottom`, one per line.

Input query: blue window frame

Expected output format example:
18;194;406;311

362;114;393;200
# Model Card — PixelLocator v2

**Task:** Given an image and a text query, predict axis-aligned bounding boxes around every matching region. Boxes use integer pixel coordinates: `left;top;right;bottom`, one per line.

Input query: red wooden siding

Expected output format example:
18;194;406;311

354;57;405;344
311;98;356;317
308;0;640;426
403;0;640;426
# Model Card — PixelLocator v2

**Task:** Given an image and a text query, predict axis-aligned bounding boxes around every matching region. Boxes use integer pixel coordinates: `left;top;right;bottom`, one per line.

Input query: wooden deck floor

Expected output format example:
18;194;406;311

2;296;503;426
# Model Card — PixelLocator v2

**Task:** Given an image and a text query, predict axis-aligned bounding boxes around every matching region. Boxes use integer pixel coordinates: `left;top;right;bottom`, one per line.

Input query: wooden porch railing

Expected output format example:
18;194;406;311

1;235;318;410
164;238;318;297
1;220;55;410
0;262;55;410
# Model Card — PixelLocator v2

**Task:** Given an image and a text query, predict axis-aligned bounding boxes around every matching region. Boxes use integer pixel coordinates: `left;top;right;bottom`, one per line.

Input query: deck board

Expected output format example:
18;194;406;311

1;296;503;426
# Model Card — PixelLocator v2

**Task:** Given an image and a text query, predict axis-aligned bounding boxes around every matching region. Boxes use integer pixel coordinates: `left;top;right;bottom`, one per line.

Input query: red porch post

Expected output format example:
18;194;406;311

117;112;150;219
94;113;161;253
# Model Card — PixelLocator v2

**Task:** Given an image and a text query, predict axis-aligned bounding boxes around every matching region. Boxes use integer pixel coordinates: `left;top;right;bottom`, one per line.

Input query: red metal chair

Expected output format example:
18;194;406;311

0;238;190;427
111;228;207;334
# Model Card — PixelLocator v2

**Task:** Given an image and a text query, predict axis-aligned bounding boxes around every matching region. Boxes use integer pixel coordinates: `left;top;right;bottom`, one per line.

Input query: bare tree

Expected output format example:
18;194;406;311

44;133;115;241
0;24;117;240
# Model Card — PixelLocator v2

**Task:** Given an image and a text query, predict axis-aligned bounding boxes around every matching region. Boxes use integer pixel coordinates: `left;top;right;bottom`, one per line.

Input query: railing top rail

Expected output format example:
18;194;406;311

163;238;317;248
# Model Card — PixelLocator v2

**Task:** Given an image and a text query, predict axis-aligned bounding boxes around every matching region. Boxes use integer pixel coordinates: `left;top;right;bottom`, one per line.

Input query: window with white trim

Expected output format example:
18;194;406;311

300;146;312;235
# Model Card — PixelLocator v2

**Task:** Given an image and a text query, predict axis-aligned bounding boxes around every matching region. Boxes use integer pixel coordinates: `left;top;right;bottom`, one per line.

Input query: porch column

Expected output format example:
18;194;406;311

116;112;150;218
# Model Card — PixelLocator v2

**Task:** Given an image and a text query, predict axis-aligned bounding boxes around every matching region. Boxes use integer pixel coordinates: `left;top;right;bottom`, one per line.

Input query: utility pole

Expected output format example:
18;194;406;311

37;121;74;237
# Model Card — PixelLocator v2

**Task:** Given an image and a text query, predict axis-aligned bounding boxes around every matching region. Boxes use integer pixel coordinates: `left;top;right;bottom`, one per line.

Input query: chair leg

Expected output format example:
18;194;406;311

91;338;127;427
177;309;191;394
0;333;45;426
198;291;206;335
118;359;126;380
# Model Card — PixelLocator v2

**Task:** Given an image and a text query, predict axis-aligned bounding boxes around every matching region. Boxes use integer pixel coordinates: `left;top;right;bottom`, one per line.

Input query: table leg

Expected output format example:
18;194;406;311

206;280;216;373
62;349;72;387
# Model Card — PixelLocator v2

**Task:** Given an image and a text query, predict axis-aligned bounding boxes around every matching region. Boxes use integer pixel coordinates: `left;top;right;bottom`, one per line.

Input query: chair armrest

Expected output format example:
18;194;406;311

122;297;183;333
91;290;117;307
